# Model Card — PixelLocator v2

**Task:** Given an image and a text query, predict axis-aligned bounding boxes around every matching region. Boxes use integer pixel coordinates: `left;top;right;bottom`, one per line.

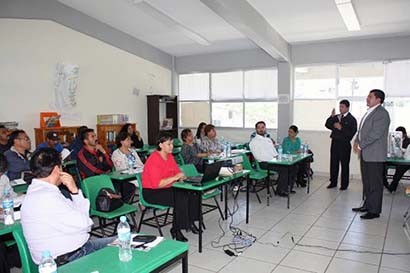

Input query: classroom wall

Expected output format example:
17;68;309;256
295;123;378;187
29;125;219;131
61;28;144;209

0;19;172;145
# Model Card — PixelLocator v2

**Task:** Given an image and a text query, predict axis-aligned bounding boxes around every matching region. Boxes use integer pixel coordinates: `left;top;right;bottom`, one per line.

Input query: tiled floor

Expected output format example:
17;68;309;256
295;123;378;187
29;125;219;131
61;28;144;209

158;176;410;273
11;175;410;273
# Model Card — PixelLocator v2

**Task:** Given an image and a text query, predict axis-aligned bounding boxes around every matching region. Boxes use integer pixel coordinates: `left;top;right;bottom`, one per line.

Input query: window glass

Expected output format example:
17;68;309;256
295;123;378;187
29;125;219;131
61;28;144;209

244;102;277;128
244;70;278;99
295;66;336;99
211;103;243;127
385;60;410;97
384;98;410;131
211;71;243;100
293;100;337;130
179;73;209;101
339;63;384;97
179;102;210;127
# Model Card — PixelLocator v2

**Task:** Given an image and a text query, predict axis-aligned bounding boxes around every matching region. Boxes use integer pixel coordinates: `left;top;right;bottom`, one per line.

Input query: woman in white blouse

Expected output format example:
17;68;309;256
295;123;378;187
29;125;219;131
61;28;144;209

111;131;144;172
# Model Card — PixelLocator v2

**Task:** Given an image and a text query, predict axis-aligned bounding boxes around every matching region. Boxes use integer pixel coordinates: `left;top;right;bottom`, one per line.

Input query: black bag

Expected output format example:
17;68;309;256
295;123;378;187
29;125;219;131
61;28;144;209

96;188;123;212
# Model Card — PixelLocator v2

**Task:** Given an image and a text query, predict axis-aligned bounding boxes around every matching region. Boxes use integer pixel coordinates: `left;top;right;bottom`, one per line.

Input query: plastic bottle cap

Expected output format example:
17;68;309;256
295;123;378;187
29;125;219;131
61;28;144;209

120;216;126;222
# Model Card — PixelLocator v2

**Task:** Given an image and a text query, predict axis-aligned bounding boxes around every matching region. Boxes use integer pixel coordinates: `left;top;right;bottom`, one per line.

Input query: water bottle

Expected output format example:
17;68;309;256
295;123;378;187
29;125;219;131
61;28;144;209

127;154;135;173
2;189;14;225
277;144;283;160
226;142;231;157
118;216;132;262
304;143;309;156
38;251;57;273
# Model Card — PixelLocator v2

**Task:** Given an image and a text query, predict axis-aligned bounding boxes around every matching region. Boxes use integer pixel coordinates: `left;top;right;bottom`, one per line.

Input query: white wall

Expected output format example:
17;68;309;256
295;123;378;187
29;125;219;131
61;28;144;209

0;19;172;145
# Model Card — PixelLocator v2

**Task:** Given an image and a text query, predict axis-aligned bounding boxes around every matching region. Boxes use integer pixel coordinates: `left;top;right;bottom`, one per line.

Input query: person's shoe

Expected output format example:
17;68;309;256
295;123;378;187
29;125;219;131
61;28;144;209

386;186;395;193
360;212;380;220
327;184;337;189
190;223;200;234
339;187;348;190
352;207;368;212
290;190;296;194
175;229;188;242
170;228;177;239
278;192;289;197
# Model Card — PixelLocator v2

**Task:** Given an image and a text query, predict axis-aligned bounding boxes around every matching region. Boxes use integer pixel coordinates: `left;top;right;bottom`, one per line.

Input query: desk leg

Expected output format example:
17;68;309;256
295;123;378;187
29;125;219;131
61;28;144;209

198;192;203;253
246;175;249;224
224;184;228;220
182;251;188;273
307;160;311;194
267;169;271;206
287;166;290;209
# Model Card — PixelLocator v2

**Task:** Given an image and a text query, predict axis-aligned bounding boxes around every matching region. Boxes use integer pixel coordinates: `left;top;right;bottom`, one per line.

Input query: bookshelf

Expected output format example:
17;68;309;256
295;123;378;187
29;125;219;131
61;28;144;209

34;127;80;147
147;95;178;145
96;123;135;153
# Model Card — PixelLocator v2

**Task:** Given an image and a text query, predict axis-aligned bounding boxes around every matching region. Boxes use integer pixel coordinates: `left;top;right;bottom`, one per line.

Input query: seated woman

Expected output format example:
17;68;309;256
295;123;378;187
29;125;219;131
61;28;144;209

200;124;224;155
111;131;144;172
195;122;207;146
120;123;144;149
282;125;307;187
180;129;208;173
142;132;200;242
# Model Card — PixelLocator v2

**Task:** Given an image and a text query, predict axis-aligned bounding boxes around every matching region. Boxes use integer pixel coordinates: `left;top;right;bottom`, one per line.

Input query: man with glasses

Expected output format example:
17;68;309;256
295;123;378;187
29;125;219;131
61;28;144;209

4;130;32;180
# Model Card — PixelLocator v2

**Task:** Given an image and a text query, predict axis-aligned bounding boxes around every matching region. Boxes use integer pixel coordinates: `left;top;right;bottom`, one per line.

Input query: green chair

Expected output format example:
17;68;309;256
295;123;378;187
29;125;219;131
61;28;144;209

179;164;224;220
13;224;38;273
62;160;82;188
173;138;183;147
81;175;138;237
240;153;270;204
175;153;185;166
135;173;172;236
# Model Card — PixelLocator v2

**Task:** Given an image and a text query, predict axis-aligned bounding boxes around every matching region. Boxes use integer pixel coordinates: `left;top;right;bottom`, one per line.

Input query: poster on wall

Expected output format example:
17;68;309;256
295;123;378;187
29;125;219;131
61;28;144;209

53;63;81;121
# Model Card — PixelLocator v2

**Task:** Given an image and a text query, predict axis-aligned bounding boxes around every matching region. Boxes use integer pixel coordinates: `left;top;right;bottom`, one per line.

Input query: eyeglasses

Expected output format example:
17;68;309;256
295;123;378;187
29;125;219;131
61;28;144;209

17;137;30;141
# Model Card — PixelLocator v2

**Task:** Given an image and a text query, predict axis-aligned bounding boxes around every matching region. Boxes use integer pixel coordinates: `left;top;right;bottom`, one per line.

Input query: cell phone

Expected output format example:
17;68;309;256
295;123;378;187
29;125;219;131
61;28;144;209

132;235;156;243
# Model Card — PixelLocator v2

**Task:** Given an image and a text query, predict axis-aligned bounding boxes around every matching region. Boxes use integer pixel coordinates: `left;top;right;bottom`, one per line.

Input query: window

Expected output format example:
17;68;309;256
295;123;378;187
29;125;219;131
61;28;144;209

385;60;410;97
293;62;385;131
179;69;278;129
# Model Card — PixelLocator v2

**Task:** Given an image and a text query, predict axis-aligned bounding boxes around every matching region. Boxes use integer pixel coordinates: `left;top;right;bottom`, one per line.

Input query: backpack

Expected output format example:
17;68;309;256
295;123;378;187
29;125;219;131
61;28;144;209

96;188;123;212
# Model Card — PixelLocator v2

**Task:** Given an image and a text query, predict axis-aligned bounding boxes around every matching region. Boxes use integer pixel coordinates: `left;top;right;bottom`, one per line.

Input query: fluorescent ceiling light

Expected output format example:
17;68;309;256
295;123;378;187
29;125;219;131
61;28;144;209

134;1;211;46
335;0;361;31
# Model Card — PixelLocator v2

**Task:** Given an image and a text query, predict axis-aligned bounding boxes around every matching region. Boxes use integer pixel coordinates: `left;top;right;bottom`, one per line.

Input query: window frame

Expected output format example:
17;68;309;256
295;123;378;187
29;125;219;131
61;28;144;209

178;68;278;129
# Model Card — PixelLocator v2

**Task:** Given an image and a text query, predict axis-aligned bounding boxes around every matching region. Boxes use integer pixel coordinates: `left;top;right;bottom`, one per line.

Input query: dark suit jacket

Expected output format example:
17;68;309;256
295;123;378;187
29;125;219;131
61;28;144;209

325;112;357;142
355;105;390;162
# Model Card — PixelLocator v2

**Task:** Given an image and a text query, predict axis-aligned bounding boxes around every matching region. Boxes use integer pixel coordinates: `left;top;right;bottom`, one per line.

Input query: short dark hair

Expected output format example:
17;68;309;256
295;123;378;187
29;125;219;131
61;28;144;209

0;125;6;130
81;128;95;143
0;153;8;174
255;121;266;129
120;123;133;134
339;99;350;108
370;89;385;103
8;130;26;147
289;125;299;133
195;122;207;139
30;148;61;178
181;129;192;142
204;124;216;136
156;132;174;151
396;126;407;136
77;125;88;136
116;131;130;148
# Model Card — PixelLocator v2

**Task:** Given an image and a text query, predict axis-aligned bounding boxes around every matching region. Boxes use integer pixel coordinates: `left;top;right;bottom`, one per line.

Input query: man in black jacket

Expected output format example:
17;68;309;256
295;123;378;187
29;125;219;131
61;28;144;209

325;100;357;190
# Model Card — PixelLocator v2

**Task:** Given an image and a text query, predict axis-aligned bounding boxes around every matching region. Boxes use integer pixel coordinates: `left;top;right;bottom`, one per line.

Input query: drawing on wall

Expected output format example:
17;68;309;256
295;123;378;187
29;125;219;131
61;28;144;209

54;63;79;111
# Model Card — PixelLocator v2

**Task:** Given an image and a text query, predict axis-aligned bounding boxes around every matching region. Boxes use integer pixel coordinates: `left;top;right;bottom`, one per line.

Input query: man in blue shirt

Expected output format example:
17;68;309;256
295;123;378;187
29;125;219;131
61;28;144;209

37;131;64;153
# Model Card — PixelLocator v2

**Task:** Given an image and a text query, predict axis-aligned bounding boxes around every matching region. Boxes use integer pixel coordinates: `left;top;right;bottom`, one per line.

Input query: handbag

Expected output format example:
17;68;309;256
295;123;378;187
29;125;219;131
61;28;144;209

96;188;123;212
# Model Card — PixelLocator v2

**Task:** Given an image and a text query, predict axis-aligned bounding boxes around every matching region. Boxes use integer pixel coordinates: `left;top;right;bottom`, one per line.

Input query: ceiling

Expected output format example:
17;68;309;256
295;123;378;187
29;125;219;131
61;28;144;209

57;0;410;57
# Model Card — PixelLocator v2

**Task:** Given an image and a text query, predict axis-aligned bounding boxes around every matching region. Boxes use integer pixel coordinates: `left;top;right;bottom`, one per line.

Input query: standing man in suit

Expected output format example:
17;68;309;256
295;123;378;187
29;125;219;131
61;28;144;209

353;89;390;220
325;100;357;190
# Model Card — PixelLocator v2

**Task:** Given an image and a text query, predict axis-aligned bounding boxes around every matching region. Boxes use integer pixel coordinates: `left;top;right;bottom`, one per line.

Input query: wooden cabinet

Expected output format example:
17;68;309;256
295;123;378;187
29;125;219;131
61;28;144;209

147;95;178;145
96;123;135;153
34;126;80;147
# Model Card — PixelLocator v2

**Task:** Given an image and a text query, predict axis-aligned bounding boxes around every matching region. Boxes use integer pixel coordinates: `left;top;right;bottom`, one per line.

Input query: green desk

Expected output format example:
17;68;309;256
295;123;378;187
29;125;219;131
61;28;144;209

386;157;410;166
109;170;140;181
11;181;28;194
59;240;188;273
0;222;20;236
173;170;250;253
264;153;313;209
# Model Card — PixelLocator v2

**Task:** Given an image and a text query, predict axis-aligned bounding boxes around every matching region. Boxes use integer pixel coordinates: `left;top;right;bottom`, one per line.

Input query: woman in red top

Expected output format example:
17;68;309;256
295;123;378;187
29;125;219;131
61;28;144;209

142;133;199;242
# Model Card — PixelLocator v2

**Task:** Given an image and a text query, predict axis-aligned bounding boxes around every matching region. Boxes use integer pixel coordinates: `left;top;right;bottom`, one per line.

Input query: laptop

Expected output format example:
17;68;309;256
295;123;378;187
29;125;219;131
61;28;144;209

185;161;224;185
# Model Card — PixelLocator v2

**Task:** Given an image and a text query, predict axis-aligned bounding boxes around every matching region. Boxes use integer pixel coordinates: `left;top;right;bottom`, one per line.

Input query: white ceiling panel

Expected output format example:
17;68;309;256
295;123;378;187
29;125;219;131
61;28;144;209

57;0;410;56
